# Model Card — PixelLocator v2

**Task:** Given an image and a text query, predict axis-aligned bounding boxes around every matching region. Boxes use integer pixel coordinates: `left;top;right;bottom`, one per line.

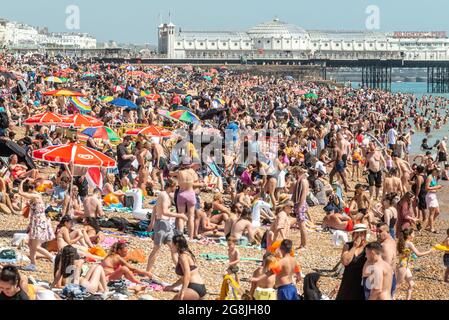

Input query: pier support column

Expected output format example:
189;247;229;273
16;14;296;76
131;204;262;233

427;66;449;93
361;66;391;91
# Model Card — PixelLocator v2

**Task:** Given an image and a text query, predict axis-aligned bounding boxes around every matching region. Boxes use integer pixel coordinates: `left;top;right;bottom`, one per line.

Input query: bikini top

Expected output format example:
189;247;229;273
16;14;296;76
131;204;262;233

429;176;438;188
175;262;198;276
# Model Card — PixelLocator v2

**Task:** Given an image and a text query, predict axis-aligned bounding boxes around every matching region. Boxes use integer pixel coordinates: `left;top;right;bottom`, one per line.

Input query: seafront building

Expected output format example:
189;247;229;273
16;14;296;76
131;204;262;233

158;18;449;61
0;18;97;49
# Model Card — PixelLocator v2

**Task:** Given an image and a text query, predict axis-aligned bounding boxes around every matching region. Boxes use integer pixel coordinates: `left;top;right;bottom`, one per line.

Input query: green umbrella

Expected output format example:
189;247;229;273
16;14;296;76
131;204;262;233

304;93;318;99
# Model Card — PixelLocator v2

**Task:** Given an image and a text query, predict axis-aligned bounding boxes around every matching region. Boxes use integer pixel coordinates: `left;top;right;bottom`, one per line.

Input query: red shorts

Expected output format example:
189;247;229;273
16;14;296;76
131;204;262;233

345;219;354;232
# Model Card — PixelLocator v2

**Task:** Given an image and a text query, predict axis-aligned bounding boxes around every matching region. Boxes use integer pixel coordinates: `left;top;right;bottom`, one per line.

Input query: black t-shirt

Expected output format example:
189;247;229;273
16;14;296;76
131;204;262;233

0;289;29;300
117;143;132;170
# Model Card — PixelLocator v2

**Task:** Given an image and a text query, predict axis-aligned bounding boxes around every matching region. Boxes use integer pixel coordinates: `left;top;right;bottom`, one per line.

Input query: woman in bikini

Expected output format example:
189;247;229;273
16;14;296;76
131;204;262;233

52;245;108;294
101;242;152;284
211;193;231;225
9;154;40;181
396;228;435;300
56;216;98;255
164;235;207;300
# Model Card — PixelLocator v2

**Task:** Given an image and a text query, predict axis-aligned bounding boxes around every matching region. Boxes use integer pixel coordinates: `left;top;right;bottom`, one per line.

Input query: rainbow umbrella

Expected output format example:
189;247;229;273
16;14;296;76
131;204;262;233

44;76;66;83
81;126;120;142
169;110;200;124
69;97;92;114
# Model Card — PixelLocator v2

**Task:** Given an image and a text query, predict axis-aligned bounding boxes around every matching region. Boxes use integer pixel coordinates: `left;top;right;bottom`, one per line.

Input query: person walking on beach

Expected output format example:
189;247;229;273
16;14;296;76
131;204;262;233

146;179;186;273
396;228;435;300
291;167;309;249
19;178;55;271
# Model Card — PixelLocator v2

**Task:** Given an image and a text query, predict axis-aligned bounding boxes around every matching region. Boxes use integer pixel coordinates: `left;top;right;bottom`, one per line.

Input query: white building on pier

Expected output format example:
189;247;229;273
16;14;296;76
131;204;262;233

158;18;449;61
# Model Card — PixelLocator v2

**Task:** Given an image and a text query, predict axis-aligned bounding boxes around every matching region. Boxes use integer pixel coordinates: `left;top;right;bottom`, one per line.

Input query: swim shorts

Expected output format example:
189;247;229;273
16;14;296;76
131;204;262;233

254;288;277;300
294;202;309;223
345;219;354;232
368;170;382;188
176;189;197;210
335;160;345;173
277;283;299;300
153;219;174;246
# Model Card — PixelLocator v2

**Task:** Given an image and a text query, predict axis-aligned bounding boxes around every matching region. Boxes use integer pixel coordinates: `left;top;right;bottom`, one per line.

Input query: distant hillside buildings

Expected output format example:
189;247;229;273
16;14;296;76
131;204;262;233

0;18;97;49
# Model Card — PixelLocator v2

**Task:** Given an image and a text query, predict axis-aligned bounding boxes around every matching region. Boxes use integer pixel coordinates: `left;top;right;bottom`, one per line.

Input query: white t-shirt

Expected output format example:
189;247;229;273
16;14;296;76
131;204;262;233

387;128;398;145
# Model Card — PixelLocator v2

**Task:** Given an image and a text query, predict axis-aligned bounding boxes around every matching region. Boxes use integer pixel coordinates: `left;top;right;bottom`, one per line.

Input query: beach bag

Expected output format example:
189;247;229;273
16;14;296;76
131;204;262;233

0;249;16;260
43;239;59;253
22;205;30;218
62;284;87;300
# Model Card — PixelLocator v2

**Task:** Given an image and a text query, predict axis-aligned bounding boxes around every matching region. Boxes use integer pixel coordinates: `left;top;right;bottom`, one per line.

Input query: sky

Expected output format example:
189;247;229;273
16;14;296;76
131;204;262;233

2;0;449;44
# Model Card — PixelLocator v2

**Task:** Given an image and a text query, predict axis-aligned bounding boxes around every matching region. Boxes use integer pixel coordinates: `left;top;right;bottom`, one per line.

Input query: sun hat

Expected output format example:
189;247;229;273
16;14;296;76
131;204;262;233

352;224;368;233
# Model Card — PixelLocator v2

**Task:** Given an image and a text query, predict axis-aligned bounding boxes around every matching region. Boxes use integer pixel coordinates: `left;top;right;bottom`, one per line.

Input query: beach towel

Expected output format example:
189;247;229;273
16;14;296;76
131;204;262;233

200;253;262;262
217;274;242;300
100;237;120;249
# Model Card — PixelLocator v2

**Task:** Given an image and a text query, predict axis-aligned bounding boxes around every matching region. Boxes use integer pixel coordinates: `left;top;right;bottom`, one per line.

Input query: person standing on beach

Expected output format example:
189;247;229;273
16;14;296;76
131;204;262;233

336;224;368;300
376;222;398;297
291;167;309;249
362;242;393;300
251;239;301;300
436;137;447;170
365;142;386;201
423;167;442;234
146;179;186;273
117;136;136;179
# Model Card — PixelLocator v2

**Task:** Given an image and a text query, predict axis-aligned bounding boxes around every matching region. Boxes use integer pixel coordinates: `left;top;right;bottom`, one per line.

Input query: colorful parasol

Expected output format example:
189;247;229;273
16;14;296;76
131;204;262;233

62;114;104;128
80;126;120;142
169;110;200;124
43;89;85;97
99;96;114;102
44;76;66;83
109;98;138;109
68;97;92;114
33;143;116;168
24;112;65;125
125;125;174;137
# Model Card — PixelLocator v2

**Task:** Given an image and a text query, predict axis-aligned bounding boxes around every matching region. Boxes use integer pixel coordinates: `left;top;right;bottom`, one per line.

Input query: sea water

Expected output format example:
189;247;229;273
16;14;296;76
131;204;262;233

352;82;449;155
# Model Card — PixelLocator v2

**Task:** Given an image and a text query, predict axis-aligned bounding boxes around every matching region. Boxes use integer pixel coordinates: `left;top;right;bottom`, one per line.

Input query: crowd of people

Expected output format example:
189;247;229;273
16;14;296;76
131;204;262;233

0;51;448;300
